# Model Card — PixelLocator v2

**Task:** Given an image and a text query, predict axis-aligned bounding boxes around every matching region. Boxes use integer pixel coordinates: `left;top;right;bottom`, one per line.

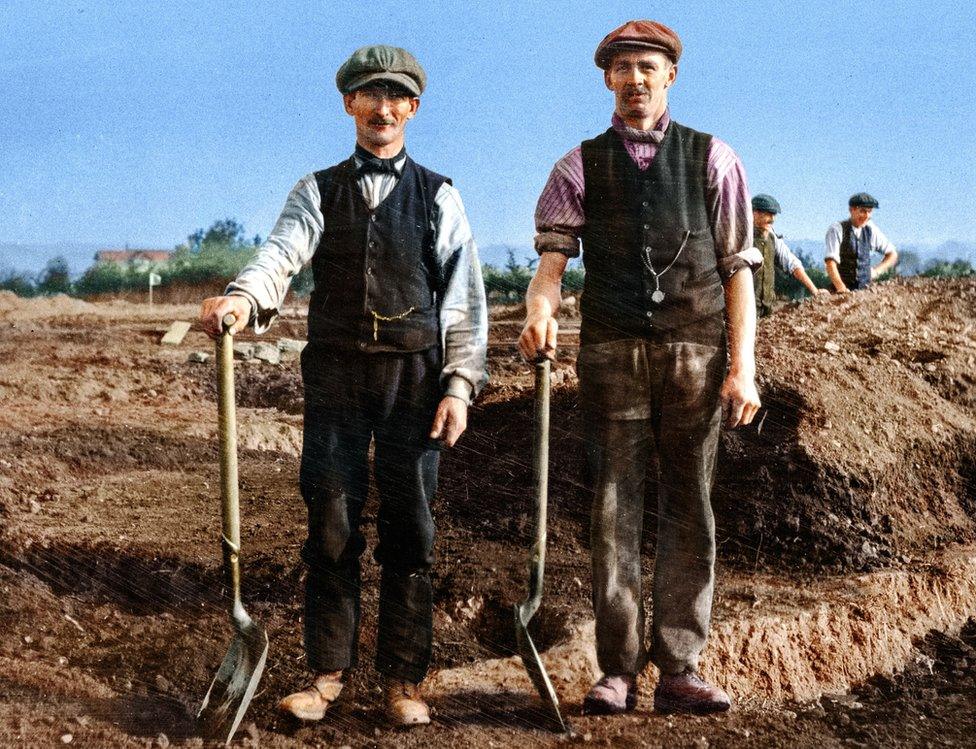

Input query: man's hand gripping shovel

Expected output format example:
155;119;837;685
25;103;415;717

513;357;571;733
197;314;269;745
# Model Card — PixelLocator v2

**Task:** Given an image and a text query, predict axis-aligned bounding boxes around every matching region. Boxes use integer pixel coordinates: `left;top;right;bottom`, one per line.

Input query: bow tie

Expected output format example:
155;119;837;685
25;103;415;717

357;158;400;177
355;146;404;177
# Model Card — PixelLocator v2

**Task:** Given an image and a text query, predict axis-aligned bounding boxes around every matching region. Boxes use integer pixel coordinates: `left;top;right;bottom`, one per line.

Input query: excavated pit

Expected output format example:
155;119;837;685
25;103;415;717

2;278;976;746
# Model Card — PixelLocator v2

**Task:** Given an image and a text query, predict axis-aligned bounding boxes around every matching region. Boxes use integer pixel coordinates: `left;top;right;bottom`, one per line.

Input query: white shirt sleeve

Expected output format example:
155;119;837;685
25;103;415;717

825;222;843;263
774;235;803;274
225;174;323;333
432;182;489;402
869;222;896;256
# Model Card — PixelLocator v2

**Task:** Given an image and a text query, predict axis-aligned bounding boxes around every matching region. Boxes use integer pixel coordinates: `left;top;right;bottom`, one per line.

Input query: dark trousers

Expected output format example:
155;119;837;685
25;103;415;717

299;343;441;684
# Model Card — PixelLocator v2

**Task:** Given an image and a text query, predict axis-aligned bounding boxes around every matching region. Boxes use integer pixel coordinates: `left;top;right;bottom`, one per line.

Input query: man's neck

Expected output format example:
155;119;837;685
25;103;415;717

356;138;405;159
616;102;668;132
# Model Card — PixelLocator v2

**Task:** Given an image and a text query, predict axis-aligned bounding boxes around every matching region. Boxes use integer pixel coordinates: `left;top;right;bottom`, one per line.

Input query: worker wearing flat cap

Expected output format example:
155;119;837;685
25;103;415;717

199;44;487;726
824;193;898;292
752;194;828;316
520;19;760;715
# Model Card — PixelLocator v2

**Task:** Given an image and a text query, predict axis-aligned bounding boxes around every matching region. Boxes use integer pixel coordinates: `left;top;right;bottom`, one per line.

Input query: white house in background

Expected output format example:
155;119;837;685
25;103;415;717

94;249;172;271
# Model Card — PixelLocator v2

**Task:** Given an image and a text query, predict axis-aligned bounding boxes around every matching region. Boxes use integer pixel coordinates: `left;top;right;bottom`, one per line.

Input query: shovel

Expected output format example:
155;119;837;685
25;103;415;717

513;357;570;733
197;313;269;745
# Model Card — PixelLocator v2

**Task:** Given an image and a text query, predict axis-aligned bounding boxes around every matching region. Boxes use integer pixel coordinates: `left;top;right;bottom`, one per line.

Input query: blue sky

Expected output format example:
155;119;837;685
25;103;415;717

2;0;974;272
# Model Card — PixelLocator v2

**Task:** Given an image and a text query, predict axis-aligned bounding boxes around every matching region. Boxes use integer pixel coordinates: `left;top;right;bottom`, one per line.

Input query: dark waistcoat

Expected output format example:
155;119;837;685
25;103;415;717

753;227;777;317
309;157;449;352
579;123;725;346
838;219;873;290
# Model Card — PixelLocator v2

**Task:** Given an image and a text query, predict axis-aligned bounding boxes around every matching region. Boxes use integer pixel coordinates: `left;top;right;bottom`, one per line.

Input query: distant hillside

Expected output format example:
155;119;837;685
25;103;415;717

0;242;106;277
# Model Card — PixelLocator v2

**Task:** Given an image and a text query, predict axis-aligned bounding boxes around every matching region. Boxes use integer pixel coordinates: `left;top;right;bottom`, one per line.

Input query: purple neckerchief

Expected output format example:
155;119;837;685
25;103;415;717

612;110;669;171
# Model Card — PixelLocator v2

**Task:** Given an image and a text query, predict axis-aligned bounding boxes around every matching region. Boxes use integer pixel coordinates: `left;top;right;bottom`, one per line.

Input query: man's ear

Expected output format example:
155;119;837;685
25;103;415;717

407;97;420;118
666;63;678;88
603;68;614;91
342;92;357;115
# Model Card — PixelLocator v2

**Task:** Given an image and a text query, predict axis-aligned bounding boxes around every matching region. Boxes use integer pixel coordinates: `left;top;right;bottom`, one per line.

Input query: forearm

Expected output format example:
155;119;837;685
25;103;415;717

825;259;847;292
526;253;569;320
792;267;819;295
874;250;899;276
724;269;756;375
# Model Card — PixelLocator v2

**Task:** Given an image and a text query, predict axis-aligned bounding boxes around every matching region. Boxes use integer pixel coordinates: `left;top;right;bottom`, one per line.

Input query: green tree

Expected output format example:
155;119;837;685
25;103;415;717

0;269;37;297
36;256;72;295
921;258;974;278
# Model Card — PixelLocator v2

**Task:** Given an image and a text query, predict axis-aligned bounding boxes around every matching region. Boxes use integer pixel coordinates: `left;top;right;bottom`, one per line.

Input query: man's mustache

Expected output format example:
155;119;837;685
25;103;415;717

369;118;396;126
623;86;649;96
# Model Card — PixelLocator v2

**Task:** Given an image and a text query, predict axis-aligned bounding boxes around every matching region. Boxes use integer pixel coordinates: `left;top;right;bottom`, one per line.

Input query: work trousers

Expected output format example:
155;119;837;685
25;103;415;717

298;343;441;684
577;335;726;677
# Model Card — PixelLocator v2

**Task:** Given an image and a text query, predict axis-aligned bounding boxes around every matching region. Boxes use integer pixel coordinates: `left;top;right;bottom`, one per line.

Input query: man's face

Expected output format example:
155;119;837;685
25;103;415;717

604;49;677;127
753;210;776;233
849;206;873;228
343;84;419;152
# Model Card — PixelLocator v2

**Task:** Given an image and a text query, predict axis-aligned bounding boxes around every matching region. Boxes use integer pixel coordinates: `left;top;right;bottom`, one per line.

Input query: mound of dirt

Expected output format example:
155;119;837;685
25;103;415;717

0;291;96;320
713;277;976;571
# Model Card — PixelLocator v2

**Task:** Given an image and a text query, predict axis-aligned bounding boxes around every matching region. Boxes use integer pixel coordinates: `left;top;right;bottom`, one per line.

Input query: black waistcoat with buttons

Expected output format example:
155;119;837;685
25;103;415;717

310;156;448;353
580;123;726;345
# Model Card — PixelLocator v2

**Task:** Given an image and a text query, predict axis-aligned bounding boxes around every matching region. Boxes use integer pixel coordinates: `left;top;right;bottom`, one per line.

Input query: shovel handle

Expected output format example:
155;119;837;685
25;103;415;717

524;358;550;617
217;315;245;616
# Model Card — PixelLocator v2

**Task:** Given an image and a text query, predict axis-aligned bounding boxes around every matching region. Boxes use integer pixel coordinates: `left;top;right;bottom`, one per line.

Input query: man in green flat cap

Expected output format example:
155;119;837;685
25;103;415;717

199;44;487;727
825;192;898;292
751;193;827;316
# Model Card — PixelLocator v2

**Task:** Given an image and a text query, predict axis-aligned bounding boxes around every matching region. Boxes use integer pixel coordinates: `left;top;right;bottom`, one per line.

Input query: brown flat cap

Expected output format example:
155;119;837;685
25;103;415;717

335;45;426;97
594;20;682;68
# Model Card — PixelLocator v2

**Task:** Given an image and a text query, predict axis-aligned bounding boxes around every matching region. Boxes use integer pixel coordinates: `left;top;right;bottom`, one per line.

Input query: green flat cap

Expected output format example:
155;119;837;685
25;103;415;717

751;194;781;214
848;192;879;208
335;45;426;97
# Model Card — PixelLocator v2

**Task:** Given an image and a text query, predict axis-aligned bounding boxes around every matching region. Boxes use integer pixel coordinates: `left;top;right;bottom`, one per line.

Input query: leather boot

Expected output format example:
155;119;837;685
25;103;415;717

582;674;638;715
384;678;431;726
654;671;731;715
279;671;346;721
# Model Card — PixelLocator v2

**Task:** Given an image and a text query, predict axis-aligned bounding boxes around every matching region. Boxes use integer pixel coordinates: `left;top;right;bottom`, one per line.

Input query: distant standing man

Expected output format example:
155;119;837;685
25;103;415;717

751;193;828;316
824;193;898;292
519;20;761;715
199;45;487;727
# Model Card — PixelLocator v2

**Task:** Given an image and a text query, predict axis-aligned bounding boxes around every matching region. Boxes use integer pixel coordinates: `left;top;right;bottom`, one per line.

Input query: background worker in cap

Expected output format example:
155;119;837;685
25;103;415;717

824;193;898;292
198;44;487;726
752;193;828;316
519;20;760;716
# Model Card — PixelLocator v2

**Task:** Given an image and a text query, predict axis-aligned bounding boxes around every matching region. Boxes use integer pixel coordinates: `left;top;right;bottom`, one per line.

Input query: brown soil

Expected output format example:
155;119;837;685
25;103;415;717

1;278;975;747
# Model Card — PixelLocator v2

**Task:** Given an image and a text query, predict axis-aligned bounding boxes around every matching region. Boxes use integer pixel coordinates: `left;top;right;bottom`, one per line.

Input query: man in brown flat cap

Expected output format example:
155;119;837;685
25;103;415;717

200;44;487;726
520;19;761;715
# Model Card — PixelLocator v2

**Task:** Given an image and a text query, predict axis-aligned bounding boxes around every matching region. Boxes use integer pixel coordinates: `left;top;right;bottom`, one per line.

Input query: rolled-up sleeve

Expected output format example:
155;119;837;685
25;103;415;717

774;235;804;274
225;174;323;333
706;138;758;281
534;147;585;258
871;224;896;256
824;222;843;263
433;183;489;403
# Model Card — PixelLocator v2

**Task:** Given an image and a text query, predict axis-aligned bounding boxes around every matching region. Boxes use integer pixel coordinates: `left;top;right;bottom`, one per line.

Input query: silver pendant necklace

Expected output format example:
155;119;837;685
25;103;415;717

641;230;691;304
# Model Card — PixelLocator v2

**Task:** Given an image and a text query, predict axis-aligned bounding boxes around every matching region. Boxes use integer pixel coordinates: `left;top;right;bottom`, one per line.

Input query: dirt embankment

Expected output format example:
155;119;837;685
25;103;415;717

0;279;975;747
